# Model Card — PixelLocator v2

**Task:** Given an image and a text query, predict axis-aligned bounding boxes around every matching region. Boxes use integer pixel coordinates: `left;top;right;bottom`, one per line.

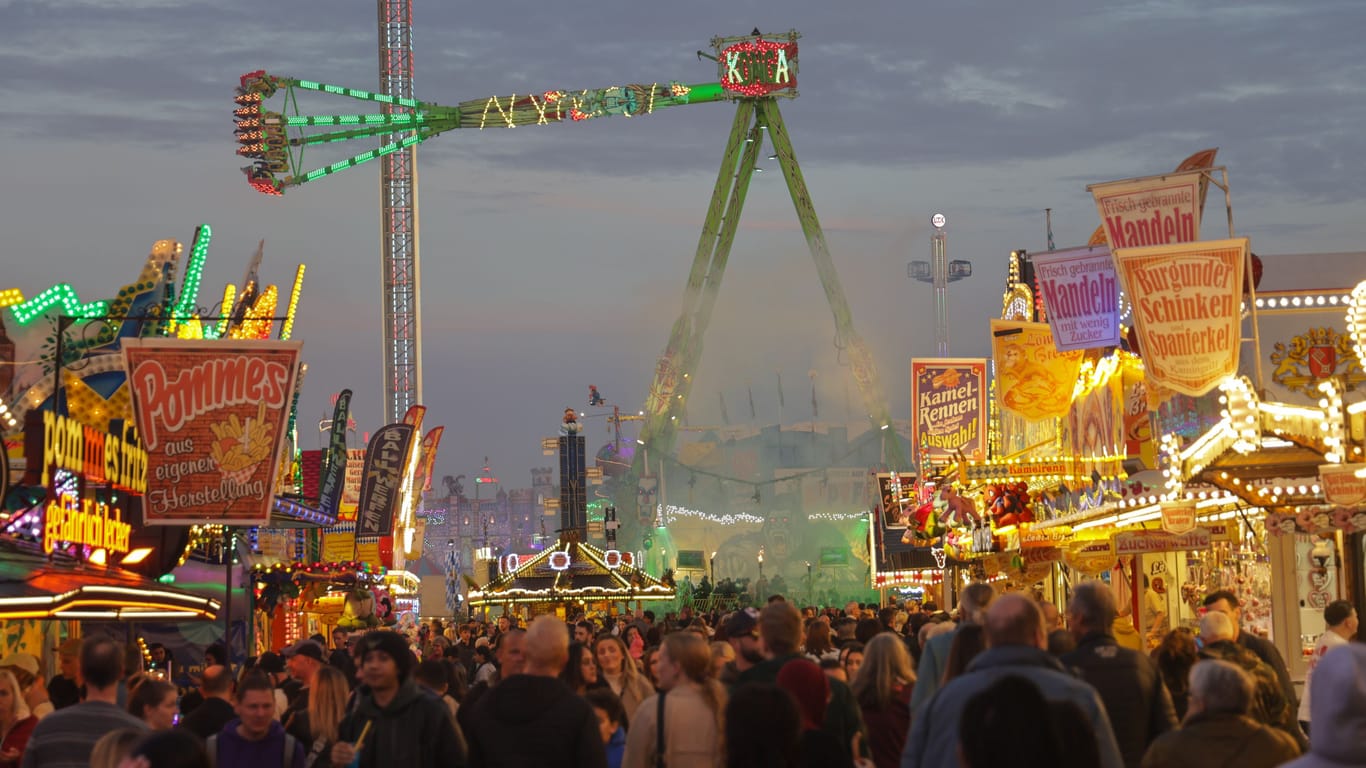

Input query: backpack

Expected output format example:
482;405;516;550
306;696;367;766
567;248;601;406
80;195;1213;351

206;732;298;768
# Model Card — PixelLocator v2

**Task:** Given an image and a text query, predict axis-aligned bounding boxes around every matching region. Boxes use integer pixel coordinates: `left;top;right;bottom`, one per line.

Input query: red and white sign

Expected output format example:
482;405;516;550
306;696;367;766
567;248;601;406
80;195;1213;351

123;339;302;526
1113;527;1211;555
1320;464;1366;507
1089;171;1204;249
1030;246;1122;351
1159;500;1197;535
1113;238;1248;396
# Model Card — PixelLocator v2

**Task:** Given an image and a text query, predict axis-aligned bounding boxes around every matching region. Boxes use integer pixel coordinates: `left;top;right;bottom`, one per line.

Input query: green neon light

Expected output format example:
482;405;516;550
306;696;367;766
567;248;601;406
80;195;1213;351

301;133;425;183
168;224;212;329
293;79;420;109
9;284;109;326
284;114;425;127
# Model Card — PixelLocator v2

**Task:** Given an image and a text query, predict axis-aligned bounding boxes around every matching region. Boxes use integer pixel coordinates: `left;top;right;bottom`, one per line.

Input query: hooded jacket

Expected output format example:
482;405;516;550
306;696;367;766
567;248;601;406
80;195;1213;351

464;674;607;768
335;681;467;768
1284;644;1366;768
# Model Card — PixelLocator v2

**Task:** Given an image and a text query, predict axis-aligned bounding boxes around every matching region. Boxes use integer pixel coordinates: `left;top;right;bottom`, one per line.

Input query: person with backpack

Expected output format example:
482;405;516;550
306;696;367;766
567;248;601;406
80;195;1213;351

205;673;305;768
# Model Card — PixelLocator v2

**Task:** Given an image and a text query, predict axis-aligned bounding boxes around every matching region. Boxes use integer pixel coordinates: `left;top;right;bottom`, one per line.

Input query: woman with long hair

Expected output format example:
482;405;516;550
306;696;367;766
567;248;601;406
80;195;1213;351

1150;626;1198;720
595;633;654;718
640;646;661;690
803;618;837;661
561;641;601;695
850;634;915;768
623;632;727;768
0;670;37;768
300;666;350;767
127;678;178;731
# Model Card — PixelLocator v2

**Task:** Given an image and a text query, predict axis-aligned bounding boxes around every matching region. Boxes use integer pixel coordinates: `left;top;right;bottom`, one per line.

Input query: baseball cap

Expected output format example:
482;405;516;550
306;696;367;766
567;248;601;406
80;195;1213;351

256;651;286;674
283;639;325;663
723;607;760;639
55;638;82;657
0;653;40;678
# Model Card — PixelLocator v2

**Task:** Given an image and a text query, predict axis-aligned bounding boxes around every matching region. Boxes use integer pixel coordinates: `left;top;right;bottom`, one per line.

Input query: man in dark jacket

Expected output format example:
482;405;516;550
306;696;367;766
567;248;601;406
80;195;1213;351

331;631;467;768
1062;580;1178;768
178;665;237;740
1198;610;1305;750
1202;590;1296;710
463;616;606;767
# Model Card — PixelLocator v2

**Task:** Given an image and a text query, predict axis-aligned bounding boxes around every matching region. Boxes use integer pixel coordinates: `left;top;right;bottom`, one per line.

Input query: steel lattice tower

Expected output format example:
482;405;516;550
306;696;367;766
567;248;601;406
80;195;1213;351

378;0;421;424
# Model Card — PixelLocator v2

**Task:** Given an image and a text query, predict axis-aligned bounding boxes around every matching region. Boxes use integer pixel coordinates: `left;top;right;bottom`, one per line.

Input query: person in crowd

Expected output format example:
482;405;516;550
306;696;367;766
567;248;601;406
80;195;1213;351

833;617;859;650
777;659;854;768
125;729;210;768
1046;628;1077;656
911;583;993;714
621;626;646;664
561;642;601;695
327;629;356;686
290;666;349;767
414;660;459;719
205;673;305;768
21;635;148;768
204;645;228;671
178;665;235;741
737;602;867;763
853;619;881;646
280;639;325;743
639;646;661;690
584;689;627;768
821;657;848;684
840;643;865;682
1197;610;1303;748
709;642;735;681
804;618;838;662
623;633;726;768
0;670;37;768
127;679;178;731
1061;580;1177;768
1202;590;1297;711
1140;659;1300;768
720;609;764;685
1284;643;1366;768
902;594;1123;768
462;616;605;767
595;634;653;718
87;728;142;768
725;683;801;768
45;640;81;713
1297;599;1357;734
0;656;50;722
248;652;291;720
574;621;596;646
458;628;523;735
851;634;914;768
330;631;465;768
1039;600;1063;634
942;625;985;684
1150;627;1198;720
956;675;1069;768
471;644;497;686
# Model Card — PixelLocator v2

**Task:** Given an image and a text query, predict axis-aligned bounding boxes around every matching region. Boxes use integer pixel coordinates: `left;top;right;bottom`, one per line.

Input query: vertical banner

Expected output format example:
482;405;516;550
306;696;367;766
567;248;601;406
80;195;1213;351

356;422;416;538
1088;170;1205;248
340;448;365;521
1029;246;1122;350
1113;237;1248;396
911;359;988;465
317;389;351;517
414;426;444;494
122;339;301;526
990;320;1085;421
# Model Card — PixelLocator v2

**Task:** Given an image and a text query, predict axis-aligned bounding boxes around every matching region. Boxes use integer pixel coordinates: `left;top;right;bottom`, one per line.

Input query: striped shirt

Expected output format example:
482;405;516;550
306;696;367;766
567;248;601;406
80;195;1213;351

19;700;148;768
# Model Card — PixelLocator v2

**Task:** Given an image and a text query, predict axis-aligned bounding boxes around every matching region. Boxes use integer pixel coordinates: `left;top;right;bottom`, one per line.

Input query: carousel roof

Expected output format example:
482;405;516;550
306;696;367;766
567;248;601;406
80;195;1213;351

469;537;675;606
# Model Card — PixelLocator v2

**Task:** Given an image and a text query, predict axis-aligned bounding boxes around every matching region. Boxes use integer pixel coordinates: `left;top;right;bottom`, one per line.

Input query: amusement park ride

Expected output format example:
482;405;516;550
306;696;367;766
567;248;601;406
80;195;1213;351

233;28;910;537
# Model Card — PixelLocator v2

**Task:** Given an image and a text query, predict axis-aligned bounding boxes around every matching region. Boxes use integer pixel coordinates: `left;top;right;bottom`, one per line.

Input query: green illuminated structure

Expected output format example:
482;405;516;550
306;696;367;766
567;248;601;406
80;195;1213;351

235;30;908;547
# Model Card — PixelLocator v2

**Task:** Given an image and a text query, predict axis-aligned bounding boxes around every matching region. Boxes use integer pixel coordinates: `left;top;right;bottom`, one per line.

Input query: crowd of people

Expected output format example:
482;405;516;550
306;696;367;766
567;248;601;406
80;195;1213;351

0;586;1361;768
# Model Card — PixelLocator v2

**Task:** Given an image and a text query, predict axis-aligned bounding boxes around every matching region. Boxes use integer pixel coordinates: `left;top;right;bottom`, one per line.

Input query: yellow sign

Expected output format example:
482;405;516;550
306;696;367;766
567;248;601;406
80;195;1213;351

321;532;356;563
356;540;381;565
28;410;148;493
44;494;131;556
991;320;1085;421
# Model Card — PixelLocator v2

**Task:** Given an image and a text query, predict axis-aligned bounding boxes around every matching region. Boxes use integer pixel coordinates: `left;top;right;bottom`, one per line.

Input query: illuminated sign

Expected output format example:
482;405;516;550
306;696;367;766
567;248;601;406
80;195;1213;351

44;493;132;556
717;37;798;97
25;411;148;494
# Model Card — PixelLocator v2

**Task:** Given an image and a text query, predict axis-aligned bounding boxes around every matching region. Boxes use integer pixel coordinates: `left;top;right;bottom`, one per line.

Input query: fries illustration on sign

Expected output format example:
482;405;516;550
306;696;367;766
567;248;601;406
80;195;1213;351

210;400;276;481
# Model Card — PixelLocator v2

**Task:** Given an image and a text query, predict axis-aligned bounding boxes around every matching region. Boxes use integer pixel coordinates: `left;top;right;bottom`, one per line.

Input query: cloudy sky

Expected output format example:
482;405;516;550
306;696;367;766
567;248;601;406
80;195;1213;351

3;0;1364;486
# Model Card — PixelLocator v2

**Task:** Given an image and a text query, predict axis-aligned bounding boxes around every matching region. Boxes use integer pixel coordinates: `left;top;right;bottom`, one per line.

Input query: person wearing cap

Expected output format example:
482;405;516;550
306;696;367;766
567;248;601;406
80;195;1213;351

280;640;325;744
46;640;81;712
720;608;764;685
252;652;291;719
331;631;466;768
0;655;50;721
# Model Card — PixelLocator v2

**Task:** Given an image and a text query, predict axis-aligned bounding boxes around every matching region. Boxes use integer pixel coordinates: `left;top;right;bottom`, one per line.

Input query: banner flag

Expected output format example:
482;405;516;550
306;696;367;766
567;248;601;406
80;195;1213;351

1089;170;1205;249
318;389;351;516
990;320;1086;421
1113;237;1248;396
911;359;988;465
1030;246;1122;351
356;422;416;538
122;339;302;526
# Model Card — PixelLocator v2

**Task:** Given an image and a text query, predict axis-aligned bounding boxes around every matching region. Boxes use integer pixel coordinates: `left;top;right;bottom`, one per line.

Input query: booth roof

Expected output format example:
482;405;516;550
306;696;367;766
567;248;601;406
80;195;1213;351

0;544;221;621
